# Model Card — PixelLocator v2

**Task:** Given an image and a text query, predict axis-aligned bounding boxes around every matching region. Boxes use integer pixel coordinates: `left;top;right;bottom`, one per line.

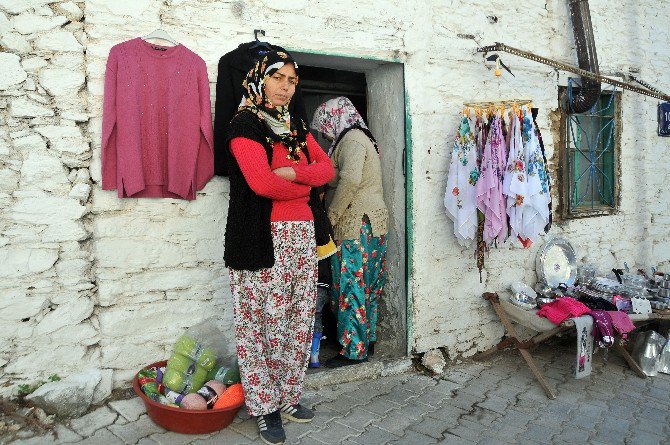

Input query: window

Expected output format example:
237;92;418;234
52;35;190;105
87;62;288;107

559;85;621;218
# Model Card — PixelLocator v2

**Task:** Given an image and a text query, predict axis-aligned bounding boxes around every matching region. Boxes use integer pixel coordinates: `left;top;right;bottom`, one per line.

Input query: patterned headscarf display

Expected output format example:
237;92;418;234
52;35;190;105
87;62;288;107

310;97;379;156
237;50;307;162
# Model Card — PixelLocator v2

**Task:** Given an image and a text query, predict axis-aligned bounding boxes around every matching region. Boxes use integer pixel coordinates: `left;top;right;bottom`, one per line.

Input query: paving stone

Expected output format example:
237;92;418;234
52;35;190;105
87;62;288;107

107;414;165;444
298;435;330;445
408;415;448;439
77;428;124;445
69;406;117;437
53;424;82;443
622;430;665;445
553;426;593;444
440;432;477;444
335;406;382;432
283;406;342;439
359;397;402;415
190;428;252;445
228;418;260;440
11;434;56;445
108;397;147;422
495;409;535;429
432;379;461;394
568;413;602;431
149;430;211;444
322;393;361;414
313;420;363;444
443;419;485;443
449;391;485;411
388;429;437;445
137;438;160;445
382;386;419;405
349;425;399;445
460;406;500;426
371;408;421;435
476;394;511;415
424;405;467;427
411;387;450;408
592;427;627;445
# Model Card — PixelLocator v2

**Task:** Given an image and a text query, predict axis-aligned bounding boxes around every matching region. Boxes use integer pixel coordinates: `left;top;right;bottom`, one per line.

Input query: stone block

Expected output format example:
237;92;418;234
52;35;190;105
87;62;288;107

69;182;91;201
0;53;27;90
0;32;32;54
34;30;82;52
0;289;48;322
26;369;102;417
20;149;70;193
0;246;58;278
9;97;54;118
39;67;85;97
0;0;51;14
52;2;83;21
41;221;88;243
10;194;86;224
11;12;67;34
0;167;18;192
35;296;94;335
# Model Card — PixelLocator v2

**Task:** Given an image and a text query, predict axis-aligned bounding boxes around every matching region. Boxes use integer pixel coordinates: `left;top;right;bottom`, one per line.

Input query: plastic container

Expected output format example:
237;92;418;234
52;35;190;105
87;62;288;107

133;360;245;434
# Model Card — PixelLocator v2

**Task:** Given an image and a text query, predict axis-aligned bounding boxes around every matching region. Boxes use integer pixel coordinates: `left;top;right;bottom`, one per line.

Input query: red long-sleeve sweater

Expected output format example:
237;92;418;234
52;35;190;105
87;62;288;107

230;133;334;221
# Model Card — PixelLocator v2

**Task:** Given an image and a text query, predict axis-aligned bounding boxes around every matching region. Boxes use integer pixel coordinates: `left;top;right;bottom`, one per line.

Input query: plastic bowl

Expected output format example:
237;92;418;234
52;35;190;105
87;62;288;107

132;360;244;434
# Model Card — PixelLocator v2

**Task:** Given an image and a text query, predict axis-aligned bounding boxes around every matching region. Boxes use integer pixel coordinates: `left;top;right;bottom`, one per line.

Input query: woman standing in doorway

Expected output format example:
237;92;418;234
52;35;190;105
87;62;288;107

311;97;389;368
224;51;334;445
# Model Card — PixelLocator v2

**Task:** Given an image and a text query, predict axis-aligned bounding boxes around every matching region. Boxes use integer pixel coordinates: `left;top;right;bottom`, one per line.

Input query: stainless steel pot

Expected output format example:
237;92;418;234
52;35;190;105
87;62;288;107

659;288;670;298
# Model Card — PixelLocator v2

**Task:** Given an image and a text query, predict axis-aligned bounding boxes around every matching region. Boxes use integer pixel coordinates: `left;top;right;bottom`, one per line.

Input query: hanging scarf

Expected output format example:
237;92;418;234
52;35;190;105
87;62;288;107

237;50;307;162
503;110;527;242
519;106;550;244
476;113;508;246
444;115;479;246
310;96;379;156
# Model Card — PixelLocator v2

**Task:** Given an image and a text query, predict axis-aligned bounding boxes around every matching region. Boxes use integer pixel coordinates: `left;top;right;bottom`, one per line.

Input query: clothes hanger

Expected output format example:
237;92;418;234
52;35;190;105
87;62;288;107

249;29;272;51
142;28;178;46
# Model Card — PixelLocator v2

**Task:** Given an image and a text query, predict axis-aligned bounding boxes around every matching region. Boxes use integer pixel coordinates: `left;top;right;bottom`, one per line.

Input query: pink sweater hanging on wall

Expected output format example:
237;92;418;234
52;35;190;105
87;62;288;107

101;38;214;200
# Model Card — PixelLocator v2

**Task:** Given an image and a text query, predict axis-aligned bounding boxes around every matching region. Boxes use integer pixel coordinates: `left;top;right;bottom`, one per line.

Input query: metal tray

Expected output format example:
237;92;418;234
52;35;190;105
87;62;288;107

536;238;577;288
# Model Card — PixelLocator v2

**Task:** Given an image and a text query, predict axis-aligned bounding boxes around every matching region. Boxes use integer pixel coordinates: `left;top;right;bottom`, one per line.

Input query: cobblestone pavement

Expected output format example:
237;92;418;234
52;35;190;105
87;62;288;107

7;340;670;445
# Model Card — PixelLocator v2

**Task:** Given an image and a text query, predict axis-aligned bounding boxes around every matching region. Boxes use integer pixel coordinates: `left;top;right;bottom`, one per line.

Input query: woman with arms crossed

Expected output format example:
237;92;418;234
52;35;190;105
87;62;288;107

223;51;334;445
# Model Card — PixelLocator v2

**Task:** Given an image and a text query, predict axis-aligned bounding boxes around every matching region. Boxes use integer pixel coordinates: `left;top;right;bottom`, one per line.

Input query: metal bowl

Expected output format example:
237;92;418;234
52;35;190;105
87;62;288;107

509;292;537;310
536;297;555;308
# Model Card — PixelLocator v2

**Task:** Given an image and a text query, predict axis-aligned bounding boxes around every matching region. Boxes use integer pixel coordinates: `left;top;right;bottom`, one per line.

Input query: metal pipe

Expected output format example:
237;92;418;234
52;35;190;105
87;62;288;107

568;0;601;113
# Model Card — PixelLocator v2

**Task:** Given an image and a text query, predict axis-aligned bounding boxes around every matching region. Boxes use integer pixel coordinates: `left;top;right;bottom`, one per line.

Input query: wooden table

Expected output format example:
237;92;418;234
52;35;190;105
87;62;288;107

474;292;669;399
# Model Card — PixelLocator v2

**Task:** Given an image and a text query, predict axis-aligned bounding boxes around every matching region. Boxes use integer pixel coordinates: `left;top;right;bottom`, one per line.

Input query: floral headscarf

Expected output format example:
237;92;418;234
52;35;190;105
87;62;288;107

238;51;307;162
311;97;378;156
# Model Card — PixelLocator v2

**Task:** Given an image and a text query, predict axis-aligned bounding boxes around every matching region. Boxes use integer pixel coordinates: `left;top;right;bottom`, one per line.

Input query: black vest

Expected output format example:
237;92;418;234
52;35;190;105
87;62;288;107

223;110;333;271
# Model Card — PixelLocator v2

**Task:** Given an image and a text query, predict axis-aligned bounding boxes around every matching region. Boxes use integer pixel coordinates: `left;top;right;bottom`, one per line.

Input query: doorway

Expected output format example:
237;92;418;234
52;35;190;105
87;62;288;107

292;51;409;361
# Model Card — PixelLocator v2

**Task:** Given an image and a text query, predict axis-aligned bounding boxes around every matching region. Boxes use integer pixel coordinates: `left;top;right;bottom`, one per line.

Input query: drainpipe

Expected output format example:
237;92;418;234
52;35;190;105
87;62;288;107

567;0;601;113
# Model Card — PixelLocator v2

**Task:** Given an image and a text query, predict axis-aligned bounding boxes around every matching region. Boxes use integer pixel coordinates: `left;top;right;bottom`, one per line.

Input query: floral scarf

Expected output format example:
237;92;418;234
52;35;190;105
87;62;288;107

310;96;378;156
237;50;306;162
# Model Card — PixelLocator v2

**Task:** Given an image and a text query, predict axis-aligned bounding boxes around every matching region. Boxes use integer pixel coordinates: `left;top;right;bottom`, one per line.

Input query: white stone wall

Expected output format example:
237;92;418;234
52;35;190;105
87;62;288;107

1;0;668;394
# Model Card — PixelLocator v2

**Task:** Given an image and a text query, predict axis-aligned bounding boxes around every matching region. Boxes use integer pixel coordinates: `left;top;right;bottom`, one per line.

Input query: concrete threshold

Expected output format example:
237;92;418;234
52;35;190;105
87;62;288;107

303;356;415;389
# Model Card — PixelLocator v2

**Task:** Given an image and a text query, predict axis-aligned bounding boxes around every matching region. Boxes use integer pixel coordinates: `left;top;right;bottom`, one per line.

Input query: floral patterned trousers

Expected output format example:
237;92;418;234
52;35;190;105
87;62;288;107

229;221;317;417
331;217;387;360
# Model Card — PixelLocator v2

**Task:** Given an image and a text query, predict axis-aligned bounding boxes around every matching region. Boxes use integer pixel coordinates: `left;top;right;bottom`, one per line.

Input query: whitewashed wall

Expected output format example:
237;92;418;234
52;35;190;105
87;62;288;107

0;0;668;394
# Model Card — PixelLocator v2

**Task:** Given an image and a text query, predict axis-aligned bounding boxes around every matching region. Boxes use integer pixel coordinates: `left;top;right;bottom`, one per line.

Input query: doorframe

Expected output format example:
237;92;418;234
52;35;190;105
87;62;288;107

287;47;415;356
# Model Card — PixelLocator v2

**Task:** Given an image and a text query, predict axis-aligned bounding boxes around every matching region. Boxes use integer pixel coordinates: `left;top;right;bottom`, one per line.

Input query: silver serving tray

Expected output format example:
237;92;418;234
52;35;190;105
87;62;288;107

536;238;577;288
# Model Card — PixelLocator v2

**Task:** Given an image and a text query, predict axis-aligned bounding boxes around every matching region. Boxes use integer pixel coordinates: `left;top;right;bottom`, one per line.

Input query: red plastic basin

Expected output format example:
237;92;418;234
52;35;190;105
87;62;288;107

132;360;244;434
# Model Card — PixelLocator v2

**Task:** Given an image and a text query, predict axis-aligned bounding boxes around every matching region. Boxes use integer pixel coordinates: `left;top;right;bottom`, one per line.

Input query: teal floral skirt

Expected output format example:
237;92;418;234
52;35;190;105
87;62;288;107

331;217;387;360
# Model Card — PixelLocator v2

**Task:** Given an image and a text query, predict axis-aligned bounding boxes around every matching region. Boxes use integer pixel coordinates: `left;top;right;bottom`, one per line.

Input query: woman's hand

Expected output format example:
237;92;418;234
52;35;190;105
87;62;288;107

273;166;296;182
